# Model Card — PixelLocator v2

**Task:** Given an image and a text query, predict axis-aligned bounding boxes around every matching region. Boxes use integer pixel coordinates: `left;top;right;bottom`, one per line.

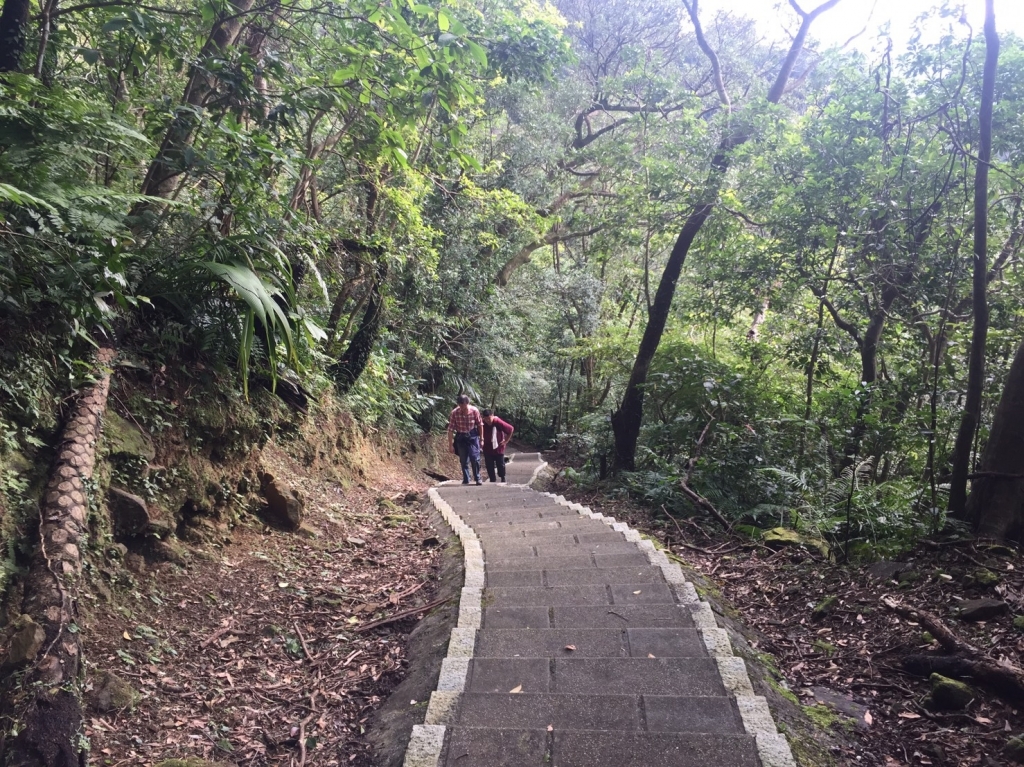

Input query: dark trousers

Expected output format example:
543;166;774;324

484;453;506;482
456;434;481;483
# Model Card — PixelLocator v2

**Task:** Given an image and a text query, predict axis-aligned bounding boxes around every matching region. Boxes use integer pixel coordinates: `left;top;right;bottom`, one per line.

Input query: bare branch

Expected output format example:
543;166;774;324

682;0;730;111
768;0;845;104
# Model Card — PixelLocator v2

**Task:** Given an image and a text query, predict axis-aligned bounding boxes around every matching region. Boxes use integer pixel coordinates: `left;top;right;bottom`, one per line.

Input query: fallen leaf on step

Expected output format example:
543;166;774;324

546;725;553;731
633;590;642;595
648;653;656;658
564;645;577;652
510;685;523;693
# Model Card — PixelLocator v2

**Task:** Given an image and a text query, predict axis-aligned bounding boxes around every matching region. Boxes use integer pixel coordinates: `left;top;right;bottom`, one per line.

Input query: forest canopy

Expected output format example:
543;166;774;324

2;0;1024;559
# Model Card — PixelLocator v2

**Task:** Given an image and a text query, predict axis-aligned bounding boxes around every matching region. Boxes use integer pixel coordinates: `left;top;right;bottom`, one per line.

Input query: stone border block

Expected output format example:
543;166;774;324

701;627;732;657
447;627;476;657
736;695;777;734
756;733;798;767
437;658;469;691
425;691;460;725
673;580;700;604
457;603;481;629
660;563;688;584
716;656;755;696
404;724;445;767
691;601;717;629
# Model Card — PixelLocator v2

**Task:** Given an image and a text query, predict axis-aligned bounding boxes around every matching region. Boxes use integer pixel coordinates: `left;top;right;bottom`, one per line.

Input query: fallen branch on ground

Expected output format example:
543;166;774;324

353;596;452;633
882;596;1024;704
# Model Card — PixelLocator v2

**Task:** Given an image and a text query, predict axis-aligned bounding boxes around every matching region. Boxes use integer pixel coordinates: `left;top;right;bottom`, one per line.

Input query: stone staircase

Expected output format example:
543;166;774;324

404;452;794;767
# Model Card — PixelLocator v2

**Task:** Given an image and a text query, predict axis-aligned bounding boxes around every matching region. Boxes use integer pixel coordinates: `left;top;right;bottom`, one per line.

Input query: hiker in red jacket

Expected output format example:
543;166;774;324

481;409;514;483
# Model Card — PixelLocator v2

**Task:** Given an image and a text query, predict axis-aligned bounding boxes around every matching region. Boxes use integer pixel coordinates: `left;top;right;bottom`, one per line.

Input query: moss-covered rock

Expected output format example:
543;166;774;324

1005;736;1024;763
964;568;1001;588
103;411;156;461
1013;616;1024;632
87;670;139;712
4;615;46;667
762;527;829;557
384;513;414;527
812;596;838;621
925;673;975;711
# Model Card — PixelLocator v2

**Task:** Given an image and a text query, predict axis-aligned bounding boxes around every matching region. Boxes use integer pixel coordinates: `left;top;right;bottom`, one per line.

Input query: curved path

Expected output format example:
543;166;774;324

404;452;794;767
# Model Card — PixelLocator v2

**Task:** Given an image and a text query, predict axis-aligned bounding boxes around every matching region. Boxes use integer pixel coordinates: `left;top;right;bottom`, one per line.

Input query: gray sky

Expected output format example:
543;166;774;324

703;1;1024;54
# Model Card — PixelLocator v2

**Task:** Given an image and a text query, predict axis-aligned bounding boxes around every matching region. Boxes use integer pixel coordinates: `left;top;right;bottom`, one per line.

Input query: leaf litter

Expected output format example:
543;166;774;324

83;446;457;766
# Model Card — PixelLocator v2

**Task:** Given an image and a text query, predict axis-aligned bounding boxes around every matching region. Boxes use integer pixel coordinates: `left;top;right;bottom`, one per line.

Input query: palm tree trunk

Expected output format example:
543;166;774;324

3;345;116;767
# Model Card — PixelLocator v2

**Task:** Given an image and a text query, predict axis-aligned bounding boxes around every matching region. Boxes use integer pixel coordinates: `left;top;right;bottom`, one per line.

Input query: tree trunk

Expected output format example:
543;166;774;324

964;336;1024;541
330;263;387;393
610;0;841;471
2;345;116;767
950;0;998;517
746;294;771;341
611;196;719;470
0;0;30;72
842;285;899;461
137;0;257;200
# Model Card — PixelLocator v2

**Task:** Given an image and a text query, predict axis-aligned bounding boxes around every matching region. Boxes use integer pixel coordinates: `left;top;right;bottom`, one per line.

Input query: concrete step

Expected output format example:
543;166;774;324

465;657;726;696
460;508;576;520
443;728;759;767
474;628;707;658
485;565;666;587
482;541;645;559
485;552;652;570
472;518;604;533
482;603;695;630
476;529;623;543
483;582;676;607
454;693;743;733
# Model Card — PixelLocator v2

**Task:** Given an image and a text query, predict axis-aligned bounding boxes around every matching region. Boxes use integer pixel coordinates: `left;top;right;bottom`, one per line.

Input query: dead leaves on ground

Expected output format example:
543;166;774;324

86;467;440;767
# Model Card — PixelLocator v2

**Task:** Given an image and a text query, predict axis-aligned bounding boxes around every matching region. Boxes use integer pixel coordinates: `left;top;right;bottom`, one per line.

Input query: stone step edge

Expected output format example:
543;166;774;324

530;489;796;767
403;458;549;767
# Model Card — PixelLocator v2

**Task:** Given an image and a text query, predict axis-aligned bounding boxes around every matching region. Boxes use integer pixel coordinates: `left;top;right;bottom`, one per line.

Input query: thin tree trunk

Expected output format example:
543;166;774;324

798;299;826;467
950;0;998;517
3;345;116;767
33;0;58;81
611;0;842;471
747;294;771;341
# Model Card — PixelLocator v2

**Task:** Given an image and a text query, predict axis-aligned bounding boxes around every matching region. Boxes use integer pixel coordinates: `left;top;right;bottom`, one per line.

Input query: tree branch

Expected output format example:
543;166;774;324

682;0;730;111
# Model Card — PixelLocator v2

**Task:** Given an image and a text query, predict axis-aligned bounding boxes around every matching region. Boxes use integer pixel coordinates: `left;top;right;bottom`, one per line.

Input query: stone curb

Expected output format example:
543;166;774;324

401;488;483;766
541;490;797;767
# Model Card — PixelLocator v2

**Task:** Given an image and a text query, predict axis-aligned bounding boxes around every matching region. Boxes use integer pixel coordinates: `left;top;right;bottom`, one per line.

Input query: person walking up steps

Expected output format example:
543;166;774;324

447;394;484;485
481;409;514;483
